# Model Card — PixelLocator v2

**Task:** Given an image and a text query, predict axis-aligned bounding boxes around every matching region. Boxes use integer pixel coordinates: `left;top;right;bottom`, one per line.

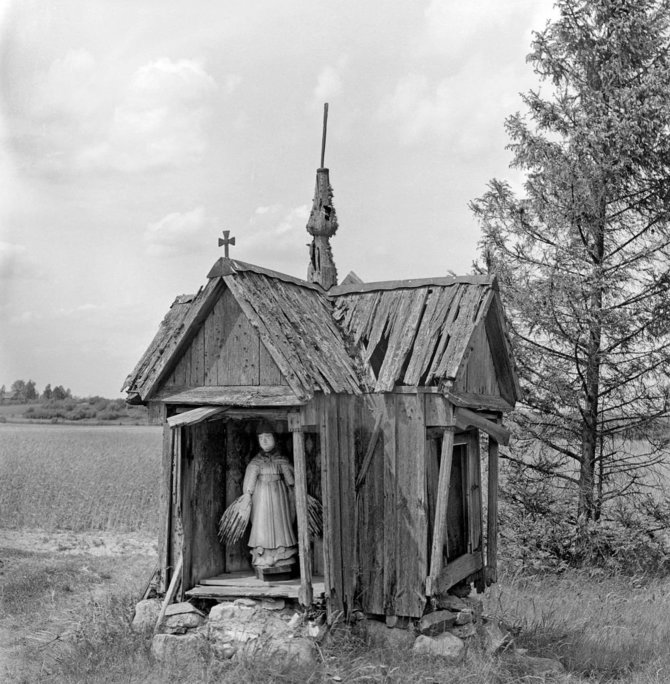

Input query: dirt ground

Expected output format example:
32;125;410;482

0;528;157;557
0;529;157;681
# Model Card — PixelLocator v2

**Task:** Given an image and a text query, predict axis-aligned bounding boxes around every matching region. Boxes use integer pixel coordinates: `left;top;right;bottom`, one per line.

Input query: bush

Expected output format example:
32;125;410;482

498;461;670;576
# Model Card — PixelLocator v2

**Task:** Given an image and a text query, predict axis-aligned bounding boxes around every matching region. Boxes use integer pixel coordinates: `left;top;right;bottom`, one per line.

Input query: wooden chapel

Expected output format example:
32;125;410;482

123;113;519;622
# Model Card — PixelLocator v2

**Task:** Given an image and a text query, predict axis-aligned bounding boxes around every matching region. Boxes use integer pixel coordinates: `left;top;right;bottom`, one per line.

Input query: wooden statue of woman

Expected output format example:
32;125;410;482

242;421;298;577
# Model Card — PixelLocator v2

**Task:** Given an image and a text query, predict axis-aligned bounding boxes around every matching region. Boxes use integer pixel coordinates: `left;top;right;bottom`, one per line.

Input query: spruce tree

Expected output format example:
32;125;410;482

471;0;670;520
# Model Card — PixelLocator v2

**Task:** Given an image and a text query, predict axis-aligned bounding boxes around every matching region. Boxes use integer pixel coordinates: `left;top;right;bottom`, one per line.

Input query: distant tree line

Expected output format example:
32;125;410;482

0;380;72;403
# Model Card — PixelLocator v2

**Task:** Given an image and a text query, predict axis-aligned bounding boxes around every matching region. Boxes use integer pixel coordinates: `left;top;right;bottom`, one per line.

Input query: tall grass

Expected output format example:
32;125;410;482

0;424;161;533
487;571;670;681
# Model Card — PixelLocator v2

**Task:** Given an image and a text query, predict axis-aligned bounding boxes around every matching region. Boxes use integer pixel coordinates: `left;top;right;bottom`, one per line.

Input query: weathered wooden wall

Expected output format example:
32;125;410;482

353;393;428;619
181;421;228;591
453;323;501;398
164;288;287;390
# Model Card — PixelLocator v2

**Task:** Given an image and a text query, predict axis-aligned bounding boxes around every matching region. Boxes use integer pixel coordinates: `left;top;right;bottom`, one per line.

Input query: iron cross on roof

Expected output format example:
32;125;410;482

218;230;236;258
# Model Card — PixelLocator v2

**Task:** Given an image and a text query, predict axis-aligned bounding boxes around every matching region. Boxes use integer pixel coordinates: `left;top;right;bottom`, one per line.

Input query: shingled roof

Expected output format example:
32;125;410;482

123;259;516;404
331;275;495;392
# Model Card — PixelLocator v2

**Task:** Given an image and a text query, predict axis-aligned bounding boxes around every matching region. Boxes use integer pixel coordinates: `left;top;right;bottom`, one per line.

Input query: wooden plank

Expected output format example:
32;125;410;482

486;437;499;586
186;580;325;601
259;343;285;385
321;395;343;616
454;407;510;445
426;422;454;596
204;295;225;385
328;274;494;296
338;395;357;613
155;554;182;634
159;385;304;406
425;436;439;577
167;406;227;427
171;429;184;595
292;428;313;607
403;287;455;385
376;289;428;391
434;285;488;381
445;390;513;413
189;324;205;387
394;393;427;618
356;396;385;615
382;393;397;616
467;430;484;592
434;552;483;595
158;424;173;593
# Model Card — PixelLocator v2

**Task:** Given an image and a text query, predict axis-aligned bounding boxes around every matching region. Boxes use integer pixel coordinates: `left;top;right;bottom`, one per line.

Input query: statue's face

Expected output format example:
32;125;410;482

258;432;275;453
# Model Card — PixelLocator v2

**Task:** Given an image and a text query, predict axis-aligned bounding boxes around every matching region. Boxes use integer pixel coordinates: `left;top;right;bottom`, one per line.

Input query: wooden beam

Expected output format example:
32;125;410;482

454;407;510;446
426;425;454;596
158;425;174;593
154;553;183;634
486;437;499;585
467;430;485;593
328;274;494;296
444;390;514;413
291;425;313;607
434;552;483;595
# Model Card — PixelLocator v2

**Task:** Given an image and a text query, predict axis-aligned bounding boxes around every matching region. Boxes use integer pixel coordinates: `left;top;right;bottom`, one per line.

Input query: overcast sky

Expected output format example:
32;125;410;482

0;0;555;398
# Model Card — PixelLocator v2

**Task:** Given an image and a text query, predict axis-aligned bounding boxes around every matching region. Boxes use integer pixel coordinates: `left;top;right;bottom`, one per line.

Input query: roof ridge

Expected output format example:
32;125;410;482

328;275;495;296
207;257;324;291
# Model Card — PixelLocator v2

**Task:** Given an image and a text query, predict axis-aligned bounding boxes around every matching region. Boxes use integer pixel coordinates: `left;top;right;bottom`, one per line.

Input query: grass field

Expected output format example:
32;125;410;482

2;423;670;682
0;424;161;533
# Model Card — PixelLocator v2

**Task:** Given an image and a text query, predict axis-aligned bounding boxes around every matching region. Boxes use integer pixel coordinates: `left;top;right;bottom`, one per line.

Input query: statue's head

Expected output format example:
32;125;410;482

256;420;276;453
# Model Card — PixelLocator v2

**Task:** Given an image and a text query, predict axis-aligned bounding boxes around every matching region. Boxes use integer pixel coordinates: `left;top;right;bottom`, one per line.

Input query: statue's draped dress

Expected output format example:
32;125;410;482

243;451;297;552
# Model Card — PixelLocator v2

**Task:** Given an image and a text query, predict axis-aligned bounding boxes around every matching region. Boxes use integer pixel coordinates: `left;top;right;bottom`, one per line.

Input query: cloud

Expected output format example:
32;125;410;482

421;0;554;62
242;204;310;268
23;55;219;175
0;242;45;283
314;65;343;102
0;242;27;281
249;204;309;239
145;206;212;257
79;58;217;172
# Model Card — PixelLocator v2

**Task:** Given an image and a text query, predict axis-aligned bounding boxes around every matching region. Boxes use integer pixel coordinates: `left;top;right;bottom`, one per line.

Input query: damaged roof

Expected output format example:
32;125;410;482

123;258;517;403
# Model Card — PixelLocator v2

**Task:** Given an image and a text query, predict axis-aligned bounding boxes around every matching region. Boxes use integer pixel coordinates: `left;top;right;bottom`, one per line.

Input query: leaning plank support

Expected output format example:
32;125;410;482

486;436;499;585
154;553;183;635
426;424;455;596
355;412;383;491
290;422;313;607
454;407;510;446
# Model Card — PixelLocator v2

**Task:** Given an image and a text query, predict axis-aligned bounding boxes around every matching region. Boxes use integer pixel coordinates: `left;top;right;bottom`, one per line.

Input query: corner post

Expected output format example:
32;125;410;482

289;412;313;607
486;436;499;585
426;403;455;595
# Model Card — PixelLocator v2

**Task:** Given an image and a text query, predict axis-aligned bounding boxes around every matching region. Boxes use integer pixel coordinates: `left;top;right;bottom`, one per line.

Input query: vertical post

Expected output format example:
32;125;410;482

159;424;174;593
486;436;499;585
468;430;485;593
290;416;313;607
427;425;455;595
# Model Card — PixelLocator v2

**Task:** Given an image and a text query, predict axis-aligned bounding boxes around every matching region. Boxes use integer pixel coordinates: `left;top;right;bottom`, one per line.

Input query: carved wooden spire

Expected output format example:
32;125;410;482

306;103;338;290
